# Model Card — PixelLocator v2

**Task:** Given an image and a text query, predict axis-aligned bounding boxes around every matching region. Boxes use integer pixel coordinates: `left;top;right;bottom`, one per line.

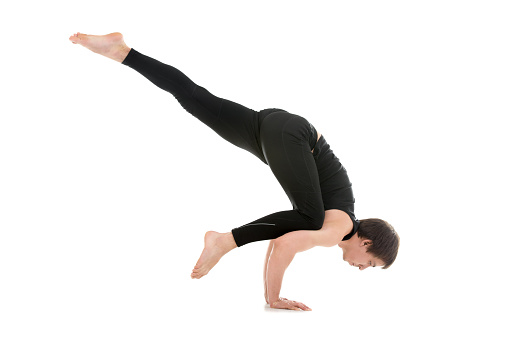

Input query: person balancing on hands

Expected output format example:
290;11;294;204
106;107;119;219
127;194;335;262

69;32;400;311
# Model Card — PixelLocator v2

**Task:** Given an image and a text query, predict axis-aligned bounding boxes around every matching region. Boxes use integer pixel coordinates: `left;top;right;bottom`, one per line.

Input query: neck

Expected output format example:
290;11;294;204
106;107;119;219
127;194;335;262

338;233;359;249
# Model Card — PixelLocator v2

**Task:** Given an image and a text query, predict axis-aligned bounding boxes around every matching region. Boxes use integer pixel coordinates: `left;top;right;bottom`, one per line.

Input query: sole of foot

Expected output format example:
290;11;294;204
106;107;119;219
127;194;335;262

191;231;227;279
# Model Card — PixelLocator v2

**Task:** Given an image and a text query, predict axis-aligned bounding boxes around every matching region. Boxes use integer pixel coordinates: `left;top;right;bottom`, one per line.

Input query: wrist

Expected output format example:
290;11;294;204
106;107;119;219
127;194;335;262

269;296;281;306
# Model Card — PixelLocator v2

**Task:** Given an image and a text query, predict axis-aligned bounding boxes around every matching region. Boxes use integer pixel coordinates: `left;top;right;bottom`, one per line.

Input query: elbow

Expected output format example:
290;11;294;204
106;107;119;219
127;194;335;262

272;238;297;258
271;238;290;257
272;237;286;249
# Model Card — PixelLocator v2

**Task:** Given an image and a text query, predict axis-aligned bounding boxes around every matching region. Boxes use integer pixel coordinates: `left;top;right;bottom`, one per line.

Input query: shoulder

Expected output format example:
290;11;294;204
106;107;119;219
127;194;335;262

324;209;353;223
314;209;354;247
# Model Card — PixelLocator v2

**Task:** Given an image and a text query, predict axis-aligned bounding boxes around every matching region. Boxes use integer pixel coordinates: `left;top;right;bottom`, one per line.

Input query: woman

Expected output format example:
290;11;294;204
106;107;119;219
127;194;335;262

69;32;399;311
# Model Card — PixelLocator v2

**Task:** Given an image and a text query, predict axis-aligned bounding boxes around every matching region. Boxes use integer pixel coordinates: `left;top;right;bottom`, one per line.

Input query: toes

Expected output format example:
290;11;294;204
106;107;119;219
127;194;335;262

69;33;80;44
191;268;208;279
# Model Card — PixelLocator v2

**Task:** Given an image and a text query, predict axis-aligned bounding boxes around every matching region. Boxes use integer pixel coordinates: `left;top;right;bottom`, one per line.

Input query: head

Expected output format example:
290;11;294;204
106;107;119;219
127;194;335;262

338;218;400;270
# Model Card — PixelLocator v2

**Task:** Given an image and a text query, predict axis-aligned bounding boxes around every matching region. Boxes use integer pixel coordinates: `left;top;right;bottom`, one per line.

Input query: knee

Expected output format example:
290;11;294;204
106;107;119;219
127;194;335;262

306;210;325;230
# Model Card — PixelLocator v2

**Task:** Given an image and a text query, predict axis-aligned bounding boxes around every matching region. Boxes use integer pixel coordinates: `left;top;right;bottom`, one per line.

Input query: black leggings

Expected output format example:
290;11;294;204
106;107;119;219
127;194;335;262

122;48;324;247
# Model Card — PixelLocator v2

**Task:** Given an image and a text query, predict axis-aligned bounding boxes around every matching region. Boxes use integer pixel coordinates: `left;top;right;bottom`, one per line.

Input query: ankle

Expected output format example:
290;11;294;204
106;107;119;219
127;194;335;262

220;232;238;252
112;44;131;63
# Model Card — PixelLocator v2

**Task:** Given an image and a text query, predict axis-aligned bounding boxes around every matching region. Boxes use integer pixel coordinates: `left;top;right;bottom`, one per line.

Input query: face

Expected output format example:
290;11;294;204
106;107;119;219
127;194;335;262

340;240;383;270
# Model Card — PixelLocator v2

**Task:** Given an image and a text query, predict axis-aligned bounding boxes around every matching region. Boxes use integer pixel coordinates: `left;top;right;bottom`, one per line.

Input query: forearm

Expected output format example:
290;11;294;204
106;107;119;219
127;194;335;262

264;240;275;303
266;244;296;304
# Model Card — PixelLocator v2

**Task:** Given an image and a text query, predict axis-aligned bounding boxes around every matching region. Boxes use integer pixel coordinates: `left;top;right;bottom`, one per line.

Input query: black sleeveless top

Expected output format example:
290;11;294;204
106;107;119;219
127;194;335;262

258;108;359;240
310;131;359;240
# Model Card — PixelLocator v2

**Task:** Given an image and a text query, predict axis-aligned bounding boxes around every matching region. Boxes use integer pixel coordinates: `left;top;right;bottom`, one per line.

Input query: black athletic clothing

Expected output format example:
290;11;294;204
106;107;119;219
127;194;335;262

121;48;359;247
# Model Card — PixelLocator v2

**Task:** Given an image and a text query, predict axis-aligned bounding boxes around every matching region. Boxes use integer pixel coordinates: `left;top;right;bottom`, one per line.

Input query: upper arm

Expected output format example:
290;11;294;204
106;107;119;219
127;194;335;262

273;230;322;254
274;210;353;252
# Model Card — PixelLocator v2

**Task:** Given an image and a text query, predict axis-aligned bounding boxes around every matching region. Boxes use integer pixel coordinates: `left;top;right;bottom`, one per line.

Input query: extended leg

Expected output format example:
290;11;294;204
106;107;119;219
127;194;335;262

120;46;268;163
69;32;267;163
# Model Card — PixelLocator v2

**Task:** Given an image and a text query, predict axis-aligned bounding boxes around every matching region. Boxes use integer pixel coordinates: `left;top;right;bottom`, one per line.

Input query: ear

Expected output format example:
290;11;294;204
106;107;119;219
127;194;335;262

361;240;373;247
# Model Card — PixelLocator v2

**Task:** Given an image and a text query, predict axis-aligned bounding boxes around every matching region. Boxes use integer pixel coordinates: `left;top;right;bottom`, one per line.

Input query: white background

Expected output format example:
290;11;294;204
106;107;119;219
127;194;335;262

1;0;508;338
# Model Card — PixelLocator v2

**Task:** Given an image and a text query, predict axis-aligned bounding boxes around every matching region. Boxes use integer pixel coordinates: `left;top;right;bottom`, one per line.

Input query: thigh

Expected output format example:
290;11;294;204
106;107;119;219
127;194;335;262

260;112;324;222
178;85;266;163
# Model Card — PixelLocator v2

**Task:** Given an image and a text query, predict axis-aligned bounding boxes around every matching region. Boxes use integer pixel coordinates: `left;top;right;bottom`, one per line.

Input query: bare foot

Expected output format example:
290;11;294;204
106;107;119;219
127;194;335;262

68;32;131;63
191;231;237;279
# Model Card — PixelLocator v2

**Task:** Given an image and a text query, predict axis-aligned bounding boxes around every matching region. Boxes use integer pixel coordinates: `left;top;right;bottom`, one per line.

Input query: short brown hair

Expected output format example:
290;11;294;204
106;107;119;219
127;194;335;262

357;218;400;269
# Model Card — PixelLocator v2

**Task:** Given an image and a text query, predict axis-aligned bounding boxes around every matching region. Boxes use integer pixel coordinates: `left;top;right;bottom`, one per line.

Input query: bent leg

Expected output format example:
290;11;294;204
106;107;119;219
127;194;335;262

121;48;266;163
192;112;324;277
231;112;324;247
